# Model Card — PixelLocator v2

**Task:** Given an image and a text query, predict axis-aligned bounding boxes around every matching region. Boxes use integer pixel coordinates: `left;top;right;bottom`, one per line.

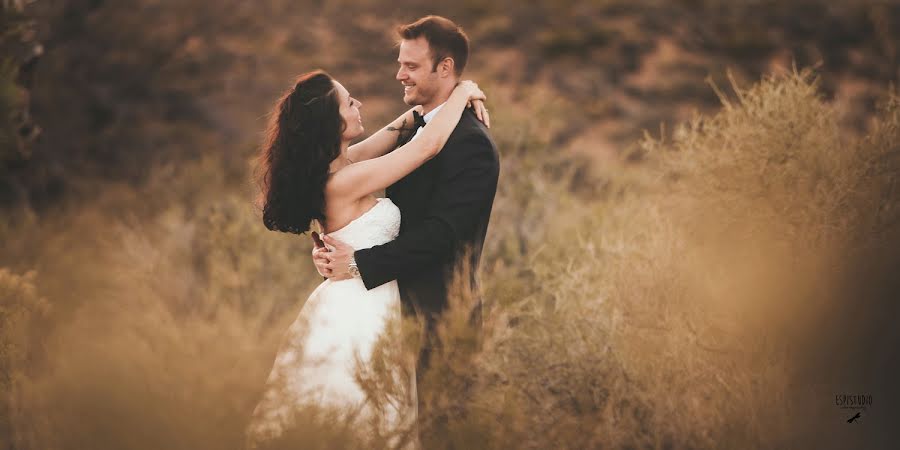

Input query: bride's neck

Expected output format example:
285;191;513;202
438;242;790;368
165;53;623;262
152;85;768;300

329;141;352;173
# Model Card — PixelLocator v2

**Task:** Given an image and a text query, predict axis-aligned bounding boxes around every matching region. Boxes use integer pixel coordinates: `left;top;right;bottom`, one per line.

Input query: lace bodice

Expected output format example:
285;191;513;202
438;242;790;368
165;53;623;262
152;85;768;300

327;198;401;250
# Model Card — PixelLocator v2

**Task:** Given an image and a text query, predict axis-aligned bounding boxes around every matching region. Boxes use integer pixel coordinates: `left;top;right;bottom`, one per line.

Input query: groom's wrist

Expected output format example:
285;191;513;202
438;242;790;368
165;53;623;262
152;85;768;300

348;252;361;278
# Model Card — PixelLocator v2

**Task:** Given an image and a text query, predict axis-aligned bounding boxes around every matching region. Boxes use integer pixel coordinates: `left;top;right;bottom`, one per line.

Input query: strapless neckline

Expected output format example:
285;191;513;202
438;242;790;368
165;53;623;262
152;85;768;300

324;198;400;252
326;198;388;235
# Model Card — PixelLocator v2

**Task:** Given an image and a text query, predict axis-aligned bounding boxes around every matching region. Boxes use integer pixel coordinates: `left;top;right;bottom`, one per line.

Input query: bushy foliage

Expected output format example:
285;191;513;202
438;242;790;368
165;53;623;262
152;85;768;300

0;268;50;447
0;1;40;164
7;67;894;450
5;0;899;210
0;154;326;448
2;7;899;443
360;69;900;449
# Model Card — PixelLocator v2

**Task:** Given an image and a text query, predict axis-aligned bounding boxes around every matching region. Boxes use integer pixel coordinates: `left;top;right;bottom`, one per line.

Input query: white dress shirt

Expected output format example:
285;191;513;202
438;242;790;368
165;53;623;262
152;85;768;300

410;102;446;142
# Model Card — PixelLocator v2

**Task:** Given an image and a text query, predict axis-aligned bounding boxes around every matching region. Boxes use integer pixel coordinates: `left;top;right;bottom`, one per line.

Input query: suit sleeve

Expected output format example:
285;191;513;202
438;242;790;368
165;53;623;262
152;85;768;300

354;132;499;290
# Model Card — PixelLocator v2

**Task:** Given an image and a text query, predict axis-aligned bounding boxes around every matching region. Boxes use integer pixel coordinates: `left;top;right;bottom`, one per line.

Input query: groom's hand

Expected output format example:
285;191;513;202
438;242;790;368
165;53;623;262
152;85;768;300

321;234;355;281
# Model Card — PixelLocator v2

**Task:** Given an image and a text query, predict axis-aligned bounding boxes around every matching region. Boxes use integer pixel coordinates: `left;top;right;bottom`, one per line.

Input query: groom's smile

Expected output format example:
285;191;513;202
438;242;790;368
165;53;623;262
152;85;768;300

396;36;453;113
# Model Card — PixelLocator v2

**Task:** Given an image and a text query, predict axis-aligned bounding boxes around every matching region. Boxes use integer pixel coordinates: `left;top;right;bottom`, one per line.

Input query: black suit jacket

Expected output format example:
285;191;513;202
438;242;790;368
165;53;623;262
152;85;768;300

354;108;500;321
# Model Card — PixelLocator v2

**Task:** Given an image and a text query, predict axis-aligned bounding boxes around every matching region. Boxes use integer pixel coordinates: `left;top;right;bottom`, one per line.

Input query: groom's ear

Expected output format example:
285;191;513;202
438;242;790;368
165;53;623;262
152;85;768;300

437;57;455;78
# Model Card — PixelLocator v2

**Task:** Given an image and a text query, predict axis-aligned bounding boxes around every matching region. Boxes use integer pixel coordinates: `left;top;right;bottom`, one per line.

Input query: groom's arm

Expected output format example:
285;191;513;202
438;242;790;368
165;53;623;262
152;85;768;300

354;133;499;290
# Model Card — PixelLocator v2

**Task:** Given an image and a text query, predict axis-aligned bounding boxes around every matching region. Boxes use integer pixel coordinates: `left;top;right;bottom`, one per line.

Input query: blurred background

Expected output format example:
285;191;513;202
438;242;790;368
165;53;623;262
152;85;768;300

2;0;899;449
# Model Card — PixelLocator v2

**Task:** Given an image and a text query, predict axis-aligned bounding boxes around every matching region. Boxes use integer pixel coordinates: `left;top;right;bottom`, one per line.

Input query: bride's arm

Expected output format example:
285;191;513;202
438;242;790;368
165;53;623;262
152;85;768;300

347;106;422;162
326;81;485;201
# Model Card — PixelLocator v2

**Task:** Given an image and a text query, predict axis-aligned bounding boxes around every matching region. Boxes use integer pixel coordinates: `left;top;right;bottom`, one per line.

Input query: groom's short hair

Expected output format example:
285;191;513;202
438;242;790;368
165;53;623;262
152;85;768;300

396;15;469;77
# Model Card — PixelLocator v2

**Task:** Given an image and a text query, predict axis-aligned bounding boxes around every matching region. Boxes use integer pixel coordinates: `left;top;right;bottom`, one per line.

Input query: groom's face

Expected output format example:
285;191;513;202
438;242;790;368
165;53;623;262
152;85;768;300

396;37;443;108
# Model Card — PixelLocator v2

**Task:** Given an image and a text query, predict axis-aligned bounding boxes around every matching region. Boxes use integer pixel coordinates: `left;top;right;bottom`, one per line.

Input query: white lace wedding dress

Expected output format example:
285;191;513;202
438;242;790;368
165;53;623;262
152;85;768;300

246;198;416;446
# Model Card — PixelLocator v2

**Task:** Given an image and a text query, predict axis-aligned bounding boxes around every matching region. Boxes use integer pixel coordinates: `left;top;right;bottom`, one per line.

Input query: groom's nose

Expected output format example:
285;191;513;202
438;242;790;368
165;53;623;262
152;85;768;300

396;67;406;80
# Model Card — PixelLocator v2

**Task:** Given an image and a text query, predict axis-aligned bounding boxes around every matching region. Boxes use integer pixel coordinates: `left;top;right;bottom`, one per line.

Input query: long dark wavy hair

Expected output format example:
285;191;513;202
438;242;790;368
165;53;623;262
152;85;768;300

256;70;344;234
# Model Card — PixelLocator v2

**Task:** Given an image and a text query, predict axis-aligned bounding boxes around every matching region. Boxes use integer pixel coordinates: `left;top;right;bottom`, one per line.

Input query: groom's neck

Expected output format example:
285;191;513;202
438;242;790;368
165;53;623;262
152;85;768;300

421;82;455;115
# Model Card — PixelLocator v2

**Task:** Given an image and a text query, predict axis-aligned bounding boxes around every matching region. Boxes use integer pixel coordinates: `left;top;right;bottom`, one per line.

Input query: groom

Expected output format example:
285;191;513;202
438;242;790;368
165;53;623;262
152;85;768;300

314;13;499;432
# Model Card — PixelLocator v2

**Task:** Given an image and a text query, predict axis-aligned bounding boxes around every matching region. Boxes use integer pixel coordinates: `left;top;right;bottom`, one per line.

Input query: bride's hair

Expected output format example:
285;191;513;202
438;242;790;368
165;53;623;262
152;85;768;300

256;70;344;234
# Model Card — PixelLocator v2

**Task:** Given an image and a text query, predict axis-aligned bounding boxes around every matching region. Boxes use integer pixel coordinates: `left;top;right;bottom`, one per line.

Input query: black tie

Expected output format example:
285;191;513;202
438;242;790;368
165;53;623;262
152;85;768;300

412;110;427;130
396;110;428;148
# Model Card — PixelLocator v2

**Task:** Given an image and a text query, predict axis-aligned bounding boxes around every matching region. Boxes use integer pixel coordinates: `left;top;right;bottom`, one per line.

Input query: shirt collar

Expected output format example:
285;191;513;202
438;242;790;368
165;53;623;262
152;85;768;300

422;102;446;123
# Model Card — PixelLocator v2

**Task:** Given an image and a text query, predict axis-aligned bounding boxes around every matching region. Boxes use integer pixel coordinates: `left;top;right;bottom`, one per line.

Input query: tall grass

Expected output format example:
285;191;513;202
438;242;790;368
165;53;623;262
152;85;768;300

2;69;899;449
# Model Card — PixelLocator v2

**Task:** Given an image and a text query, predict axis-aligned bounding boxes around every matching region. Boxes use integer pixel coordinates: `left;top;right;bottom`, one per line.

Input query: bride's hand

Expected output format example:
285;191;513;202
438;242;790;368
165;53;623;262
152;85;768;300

470;99;490;128
455;80;485;102
454;80;490;128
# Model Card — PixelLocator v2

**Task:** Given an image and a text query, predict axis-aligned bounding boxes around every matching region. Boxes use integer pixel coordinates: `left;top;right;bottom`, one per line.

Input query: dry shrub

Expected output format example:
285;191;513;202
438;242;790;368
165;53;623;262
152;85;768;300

1;269;50;448
1;157;338;450
245;69;898;448
2;68;898;449
395;69;899;449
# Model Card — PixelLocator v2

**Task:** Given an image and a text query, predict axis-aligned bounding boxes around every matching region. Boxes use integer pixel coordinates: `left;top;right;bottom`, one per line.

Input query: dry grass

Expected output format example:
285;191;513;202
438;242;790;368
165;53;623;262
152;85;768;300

2;69;899;449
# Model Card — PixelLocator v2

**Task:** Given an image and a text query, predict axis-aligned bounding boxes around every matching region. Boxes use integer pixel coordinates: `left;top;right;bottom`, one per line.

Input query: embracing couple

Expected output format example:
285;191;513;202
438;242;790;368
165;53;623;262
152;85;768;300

246;15;500;448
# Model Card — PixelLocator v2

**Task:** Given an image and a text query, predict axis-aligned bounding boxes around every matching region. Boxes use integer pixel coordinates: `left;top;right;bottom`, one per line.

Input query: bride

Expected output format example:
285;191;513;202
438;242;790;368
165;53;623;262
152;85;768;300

245;70;486;447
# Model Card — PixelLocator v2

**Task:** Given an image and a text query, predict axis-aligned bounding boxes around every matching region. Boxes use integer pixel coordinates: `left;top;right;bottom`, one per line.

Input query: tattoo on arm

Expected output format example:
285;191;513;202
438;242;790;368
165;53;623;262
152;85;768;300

389;117;416;147
387;118;408;133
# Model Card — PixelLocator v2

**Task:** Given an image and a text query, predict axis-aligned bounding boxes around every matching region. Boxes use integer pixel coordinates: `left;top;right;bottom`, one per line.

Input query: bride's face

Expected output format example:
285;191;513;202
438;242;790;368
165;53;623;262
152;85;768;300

333;80;364;141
